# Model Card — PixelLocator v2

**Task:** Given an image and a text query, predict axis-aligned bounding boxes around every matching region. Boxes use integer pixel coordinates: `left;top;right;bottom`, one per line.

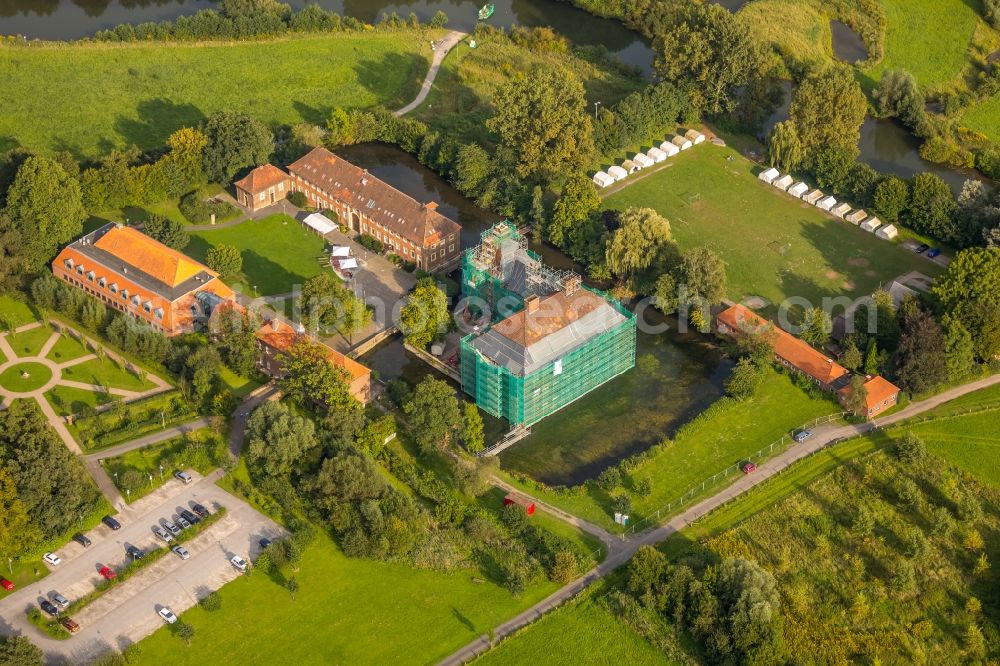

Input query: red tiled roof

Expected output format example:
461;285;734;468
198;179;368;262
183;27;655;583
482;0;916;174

93;226;213;288
254;319;369;383
233;164;289;193
717;304;849;385
841;375;900;411
491;289;607;348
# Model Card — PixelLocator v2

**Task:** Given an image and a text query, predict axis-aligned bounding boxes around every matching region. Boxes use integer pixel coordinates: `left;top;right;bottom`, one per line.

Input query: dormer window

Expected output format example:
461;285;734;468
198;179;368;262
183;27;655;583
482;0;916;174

109;283;119;294
120;289;129;300
154;307;164;319
131;295;140;306
98;277;106;288
64;258;74;270
86;270;95;281
142;301;152;313
76;265;84;275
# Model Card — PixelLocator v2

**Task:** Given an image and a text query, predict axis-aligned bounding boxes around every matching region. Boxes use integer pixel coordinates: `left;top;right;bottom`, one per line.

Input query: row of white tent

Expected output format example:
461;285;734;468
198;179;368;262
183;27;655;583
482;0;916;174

329;244;359;270
758;167;899;241
592;129;707;188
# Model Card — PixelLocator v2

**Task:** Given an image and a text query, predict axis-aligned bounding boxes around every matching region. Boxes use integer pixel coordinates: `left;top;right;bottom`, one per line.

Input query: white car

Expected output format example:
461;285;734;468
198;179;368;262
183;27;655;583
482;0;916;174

158;607;178;624
230;555;248;572
42;552;61;566
172;545;190;560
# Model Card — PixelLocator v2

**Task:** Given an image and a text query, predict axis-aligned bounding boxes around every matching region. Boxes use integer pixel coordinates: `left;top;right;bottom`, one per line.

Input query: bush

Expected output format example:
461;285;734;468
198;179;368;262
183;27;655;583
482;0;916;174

286;191;307;207
178;191;239;224
356;234;384;253
200;591;222;611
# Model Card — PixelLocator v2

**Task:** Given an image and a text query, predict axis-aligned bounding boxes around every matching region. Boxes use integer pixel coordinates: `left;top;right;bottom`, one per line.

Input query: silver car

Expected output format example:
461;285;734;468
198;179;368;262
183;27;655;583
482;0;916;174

175;515;191;530
171;545;190;560
162;519;181;536
153;526;174;543
50;592;70;609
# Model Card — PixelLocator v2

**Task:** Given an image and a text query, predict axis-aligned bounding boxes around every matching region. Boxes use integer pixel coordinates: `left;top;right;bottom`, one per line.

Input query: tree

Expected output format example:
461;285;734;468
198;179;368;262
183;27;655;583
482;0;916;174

299;272;372;337
548;173;601;248
652;3;765;114
276;337;352;410
452;143;491;197
354;414;396;458
245;400;318;477
404;378;461;453
205;244;242;276
201;111;274;184
767;121;803;172
0;636;43;666
462;403;485;454
550;550;578;584
3;156;85;271
605;207;674;291
164;127;208;189
714;558;783;659
800;307;832;348
200;591;222;611
143;214;190;250
399;277;449;349
486;66;595;182
214;306;259;376
0;468;40;562
841;375;869;415
841;338;862;370
932;247;1000;360
873;176;910;223
790;67;867;166
895;432;927;465
873;69;926;133
285;576;299;601
725;358;763;400
676;247;727;305
894;310;948;394
907;173;957;240
176;622;196;646
652;272;678;313
941;314;976;382
121;469;145;493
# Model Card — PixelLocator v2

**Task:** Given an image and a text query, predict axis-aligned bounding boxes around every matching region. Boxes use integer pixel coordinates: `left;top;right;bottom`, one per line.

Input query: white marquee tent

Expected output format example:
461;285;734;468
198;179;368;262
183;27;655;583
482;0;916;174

647;147;668;163
303;212;337;235
788;182;809;198
608;165;628;181
758;167;780;184
659;141;680;157
633;153;655;168
816;196;837;211
593;171;615;188
772;174;794;191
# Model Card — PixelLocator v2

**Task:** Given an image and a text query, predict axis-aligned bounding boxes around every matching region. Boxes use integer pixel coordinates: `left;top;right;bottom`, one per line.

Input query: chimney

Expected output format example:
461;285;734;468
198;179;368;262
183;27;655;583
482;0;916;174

425;201;438;211
525;295;540;314
270;318;280;332
361;169;369;187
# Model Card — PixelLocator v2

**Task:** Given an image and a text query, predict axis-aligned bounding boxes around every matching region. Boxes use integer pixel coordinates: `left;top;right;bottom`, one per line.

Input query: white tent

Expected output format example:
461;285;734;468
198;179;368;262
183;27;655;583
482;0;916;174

860;217;882;233
817;196;837;211
803;189;824;205
788;182;809;198
831;203;852;219
330;245;351;257
671;135;693;151
772;174;794;191
302;212;336;235
647;147;668;163
875;224;898;240
337;258;359;270
684;129;706;144
633;153;655;168
593;171;615;188
659;141;680;157
758;167;780;184
845;210;868;225
622;159;641;174
607;165;628;181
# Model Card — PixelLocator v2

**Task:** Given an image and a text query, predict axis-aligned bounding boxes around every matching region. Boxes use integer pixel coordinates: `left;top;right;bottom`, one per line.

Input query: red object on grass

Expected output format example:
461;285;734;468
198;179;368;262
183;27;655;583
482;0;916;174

0;578;14;591
503;493;536;515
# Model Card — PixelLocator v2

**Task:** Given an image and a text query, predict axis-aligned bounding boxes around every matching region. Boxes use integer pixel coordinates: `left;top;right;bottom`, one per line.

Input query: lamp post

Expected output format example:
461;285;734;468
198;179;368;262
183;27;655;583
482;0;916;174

159;464;164;481
593;101;601;120
253;285;258;298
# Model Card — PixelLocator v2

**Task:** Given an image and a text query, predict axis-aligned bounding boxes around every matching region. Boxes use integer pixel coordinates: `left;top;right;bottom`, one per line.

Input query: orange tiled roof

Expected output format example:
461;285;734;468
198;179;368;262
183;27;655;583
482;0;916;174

93;226;213;288
718;304;849;385
255;319;369;383
234;164;289;193
491;289;607;348
842;375;900;411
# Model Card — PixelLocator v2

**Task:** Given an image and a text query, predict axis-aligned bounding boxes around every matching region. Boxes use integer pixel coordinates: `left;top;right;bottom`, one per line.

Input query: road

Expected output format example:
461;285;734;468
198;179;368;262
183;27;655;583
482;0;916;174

395;31;466;117
0;470;284;663
437;372;1000;665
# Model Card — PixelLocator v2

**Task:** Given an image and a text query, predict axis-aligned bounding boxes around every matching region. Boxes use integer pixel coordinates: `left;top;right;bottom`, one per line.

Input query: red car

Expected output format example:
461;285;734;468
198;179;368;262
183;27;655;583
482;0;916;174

0;578;14;591
741;462;757;474
98;566;116;580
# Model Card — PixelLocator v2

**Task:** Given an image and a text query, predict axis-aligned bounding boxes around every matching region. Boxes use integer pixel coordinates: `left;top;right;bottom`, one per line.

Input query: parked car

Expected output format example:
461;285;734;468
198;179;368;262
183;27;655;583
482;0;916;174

163;519;181;536
258;538;271;549
98;566;116;580
158;607;178;624
915;243;930;254
175;515;191;530
50;592;70;609
42;552;61;567
0;578;14;591
741;462;757;474
180;509;201;525
153;526;174;543
102;515;121;531
171;546;190;560
792;429;813;443
927;248;942;258
71;532;92;548
174;470;194;485
40;600;59;616
230;555;248;572
60;617;80;634
190;503;210;519
125;545;144;560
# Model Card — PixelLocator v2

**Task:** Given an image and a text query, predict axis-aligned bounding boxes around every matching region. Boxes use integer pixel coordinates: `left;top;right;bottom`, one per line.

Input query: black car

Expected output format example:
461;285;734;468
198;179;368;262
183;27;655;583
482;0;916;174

915;243;930;254
71;532;92;547
40;600;59;616
258;538;272;549
125;545;144;560
179;509;201;525
102;515;121;531
190;503;210;519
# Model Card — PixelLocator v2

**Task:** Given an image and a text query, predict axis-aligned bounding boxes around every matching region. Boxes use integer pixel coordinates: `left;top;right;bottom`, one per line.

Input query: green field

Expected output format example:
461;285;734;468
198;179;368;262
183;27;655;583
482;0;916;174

961;93;1000;143
603;144;942;314
0;295;37;328
6;324;55;358
187;215;328;296
61;356;155;392
0;362;52;393
739;0;833;71
0;32;432;157
103;429;225;503
45;332;91;363
44;385;111;416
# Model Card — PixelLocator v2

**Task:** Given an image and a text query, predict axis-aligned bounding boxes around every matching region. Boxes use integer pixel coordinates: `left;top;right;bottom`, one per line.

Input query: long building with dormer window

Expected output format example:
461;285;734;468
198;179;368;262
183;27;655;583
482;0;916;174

52;223;235;336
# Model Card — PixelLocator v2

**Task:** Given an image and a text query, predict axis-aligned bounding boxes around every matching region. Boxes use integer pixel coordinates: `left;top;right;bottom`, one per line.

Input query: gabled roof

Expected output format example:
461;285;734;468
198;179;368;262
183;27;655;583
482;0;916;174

233;164;288;193
255;318;369;383
840;375;900;412
287;148;460;248
92;225;209;288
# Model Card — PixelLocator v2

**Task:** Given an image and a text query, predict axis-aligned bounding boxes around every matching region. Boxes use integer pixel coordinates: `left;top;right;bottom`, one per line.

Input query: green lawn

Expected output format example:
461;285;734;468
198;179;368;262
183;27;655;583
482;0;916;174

6;325;54;358
44;384;112;416
61;356;156;392
0;32;433;157
218;365;264;399
0;362;52;393
603;144;942;316
68;390;199;451
46;332;92;364
104;429;225;503
0;294;38;328
474;592;675;666
187;215;329;296
863;0;979;90
135;531;567;665
738;0;833;71
960;93;1000;143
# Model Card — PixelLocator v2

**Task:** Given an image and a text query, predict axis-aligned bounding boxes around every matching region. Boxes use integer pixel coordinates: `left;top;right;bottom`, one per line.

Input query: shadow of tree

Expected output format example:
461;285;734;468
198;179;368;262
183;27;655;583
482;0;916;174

352;50;428;111
115;98;206;152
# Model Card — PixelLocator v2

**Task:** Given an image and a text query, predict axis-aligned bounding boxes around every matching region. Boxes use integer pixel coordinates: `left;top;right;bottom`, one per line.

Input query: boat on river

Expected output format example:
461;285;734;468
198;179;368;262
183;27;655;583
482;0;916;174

478;3;495;20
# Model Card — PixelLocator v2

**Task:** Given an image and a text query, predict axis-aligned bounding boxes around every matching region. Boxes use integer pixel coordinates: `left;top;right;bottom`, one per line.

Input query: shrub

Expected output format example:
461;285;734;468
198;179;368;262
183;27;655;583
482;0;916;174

286;191;307;207
356;234;384;253
178;191;239;224
199;591;222;611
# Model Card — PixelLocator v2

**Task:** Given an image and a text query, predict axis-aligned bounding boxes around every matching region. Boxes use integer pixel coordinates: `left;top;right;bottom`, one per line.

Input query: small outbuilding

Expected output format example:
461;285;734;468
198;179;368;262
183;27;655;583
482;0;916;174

831;203;852;218
788;182;809;198
671;135;693;151
772;174;794;191
758;167;780;184
860;217;882;233
684;129;706;144
875;224;899;240
647;147;668;163
622;159;640;174
592;171;615;188
803;189;824;205
816;195;837;211
633;153;655;168
503;494;536;516
845;209;868;225
607;165;628;181
659;141;680;157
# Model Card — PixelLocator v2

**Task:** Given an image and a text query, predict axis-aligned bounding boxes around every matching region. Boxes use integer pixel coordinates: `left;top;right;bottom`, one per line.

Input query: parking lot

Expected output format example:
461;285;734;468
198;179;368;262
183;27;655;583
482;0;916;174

0;470;284;662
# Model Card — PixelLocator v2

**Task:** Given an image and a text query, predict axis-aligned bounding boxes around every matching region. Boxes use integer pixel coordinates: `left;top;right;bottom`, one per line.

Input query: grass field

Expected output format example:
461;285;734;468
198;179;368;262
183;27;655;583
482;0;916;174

0;362;52;392
45;332;91;363
0;31;433;157
44;384;111;416
739;0;833;71
0;294;37;328
960;93;1000;143
6;324;55;358
186;215;328;296
61;356;155;392
103;429;225;503
603;144;942;315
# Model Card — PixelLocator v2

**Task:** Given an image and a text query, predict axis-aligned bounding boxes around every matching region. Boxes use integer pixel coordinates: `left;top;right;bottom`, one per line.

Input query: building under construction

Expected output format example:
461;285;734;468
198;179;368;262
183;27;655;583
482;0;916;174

459;223;636;427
